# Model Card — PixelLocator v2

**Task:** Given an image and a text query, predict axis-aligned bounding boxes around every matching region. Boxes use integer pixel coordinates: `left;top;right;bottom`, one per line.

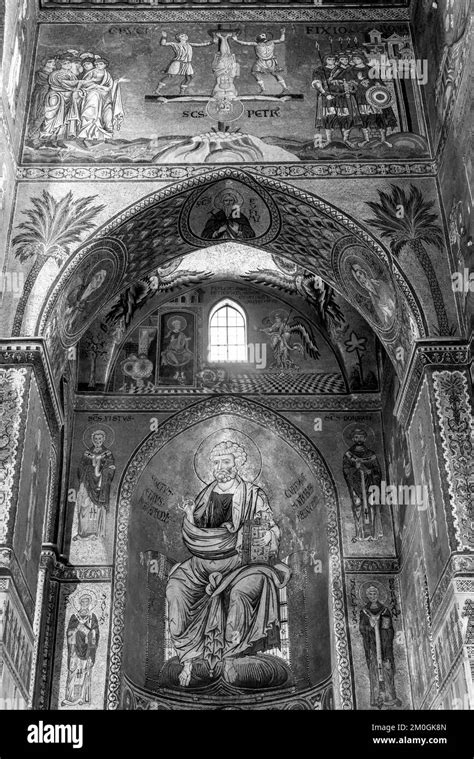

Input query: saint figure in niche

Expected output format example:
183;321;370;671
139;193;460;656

359;584;401;709
343;426;383;542
160;315;194;384
201;186;256;240
74;429;115;541
62;593;100;706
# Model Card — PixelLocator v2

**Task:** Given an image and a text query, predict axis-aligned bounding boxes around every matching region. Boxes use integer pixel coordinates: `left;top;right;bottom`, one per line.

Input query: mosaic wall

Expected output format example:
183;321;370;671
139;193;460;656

13;375;53;600
50;582;111;709
23;22;427;165
1;0;472;715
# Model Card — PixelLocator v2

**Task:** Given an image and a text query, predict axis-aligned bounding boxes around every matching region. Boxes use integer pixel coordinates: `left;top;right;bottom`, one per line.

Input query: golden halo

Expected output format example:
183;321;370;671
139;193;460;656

166;314;188;332
358;580;388;605
82;423;115;449
80;263;109;303
194;427;262;485
213;186;244;211
342;422;375;449
71;588;98;614
346;258;379;299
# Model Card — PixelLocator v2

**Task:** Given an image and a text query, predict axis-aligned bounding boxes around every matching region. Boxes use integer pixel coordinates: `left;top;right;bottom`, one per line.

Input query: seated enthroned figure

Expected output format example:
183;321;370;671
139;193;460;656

166;440;290;687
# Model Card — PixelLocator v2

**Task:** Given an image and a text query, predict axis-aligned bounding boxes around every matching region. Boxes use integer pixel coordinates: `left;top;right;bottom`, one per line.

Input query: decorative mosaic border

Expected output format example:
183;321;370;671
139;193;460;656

395;340;471;429
0;369;27;544
35;551;58;709
431;555;474;620
392;268;428;338
432;370;474;552
431;566;454;622
122;671;333;710
106;395;353;710
16;161;437;182
0;342;63;432
28;558;49;707
51;564;113;582
74;393;382;412
431;567;455;628
456;578;474;595
43;453;59;545
343;557;399;573
37;7;411;23
415;374;457;553
421;559;441;694
452;555;474;575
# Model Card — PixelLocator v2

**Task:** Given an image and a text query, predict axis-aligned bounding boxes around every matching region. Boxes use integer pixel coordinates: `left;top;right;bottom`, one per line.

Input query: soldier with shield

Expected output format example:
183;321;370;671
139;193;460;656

350;50;397;147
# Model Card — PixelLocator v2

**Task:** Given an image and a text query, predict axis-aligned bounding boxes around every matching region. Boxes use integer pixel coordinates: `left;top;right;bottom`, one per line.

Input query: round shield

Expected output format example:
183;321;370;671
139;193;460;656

365;84;394;109
206;97;244;123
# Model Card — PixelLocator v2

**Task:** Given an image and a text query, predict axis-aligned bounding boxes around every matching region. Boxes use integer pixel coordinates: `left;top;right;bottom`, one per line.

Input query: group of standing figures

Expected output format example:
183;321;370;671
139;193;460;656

29;50;126;144
155;29;287;98
311;50;397;146
26;36;400;148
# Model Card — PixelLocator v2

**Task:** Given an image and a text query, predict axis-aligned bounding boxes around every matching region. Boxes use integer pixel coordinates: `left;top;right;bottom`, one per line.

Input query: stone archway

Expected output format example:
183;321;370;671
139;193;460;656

107;395;353;711
29;168;427;376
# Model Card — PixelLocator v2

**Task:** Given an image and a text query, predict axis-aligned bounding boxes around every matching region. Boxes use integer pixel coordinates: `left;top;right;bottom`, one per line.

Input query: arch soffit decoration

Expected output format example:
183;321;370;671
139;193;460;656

36;169;428;364
107;394;353;711
101;274;351;393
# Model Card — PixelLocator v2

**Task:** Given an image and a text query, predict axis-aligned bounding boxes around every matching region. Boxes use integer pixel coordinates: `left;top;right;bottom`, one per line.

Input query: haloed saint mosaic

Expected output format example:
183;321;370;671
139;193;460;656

120;410;337;706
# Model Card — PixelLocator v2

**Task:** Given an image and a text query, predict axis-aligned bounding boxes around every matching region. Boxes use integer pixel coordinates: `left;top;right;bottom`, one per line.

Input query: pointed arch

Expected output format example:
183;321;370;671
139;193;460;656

32;169;429;378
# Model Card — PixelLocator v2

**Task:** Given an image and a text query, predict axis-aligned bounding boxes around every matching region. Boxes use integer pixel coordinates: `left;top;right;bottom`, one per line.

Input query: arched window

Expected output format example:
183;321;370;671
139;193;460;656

208;299;247;362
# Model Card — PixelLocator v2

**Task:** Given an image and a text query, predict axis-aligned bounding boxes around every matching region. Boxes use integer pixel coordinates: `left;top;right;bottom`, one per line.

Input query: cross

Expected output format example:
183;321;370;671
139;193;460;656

145;25;303;133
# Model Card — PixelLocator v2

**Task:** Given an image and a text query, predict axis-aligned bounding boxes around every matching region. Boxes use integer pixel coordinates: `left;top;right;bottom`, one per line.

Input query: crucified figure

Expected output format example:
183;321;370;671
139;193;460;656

155;31;214;96
232;29;288;94
211;31;240;101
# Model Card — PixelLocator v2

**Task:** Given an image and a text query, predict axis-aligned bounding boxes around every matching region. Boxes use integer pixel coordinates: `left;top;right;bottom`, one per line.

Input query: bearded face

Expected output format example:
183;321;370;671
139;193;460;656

212;453;238;483
79;596;92;616
353;432;367;447
222;193;238;215
92;433;105;450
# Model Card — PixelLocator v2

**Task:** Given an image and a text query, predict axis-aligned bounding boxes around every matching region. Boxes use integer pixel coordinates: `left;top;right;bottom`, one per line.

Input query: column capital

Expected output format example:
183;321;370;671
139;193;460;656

395;338;471;428
0;339;63;433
